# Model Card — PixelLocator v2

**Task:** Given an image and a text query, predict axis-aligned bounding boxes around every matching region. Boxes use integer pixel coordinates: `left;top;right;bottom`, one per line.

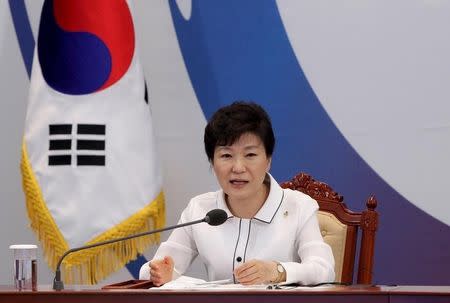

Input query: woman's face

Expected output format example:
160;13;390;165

212;132;271;203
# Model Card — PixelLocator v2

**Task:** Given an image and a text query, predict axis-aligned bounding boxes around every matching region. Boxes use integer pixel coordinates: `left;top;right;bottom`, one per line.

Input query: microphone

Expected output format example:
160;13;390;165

53;208;228;290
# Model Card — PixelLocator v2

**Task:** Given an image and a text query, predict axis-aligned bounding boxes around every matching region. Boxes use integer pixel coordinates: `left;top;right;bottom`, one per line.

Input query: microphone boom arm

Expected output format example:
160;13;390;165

53;217;207;290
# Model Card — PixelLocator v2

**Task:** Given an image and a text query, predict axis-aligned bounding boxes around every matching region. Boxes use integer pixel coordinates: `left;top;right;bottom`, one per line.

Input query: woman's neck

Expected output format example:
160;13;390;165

225;183;270;219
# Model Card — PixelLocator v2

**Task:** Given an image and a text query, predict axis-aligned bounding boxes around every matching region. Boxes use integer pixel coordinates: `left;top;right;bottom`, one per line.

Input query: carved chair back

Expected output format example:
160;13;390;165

280;172;378;284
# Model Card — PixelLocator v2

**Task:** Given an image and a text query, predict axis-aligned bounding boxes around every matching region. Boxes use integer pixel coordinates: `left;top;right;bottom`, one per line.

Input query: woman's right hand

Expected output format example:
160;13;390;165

149;256;174;286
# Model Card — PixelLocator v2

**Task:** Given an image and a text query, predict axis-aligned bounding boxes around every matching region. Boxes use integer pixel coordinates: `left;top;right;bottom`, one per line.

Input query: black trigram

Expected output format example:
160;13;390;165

48;124;106;166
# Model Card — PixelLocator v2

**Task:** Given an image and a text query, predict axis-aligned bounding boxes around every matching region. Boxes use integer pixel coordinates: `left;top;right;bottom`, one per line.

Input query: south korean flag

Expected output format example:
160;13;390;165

21;0;165;284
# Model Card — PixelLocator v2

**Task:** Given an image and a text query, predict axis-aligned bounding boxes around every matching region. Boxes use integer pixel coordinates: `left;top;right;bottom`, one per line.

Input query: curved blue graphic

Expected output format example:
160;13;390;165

38;0;111;95
169;0;450;284
8;0;34;77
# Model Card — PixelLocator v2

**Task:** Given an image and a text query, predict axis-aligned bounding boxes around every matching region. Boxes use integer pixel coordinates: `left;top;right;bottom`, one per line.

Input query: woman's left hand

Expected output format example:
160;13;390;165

234;259;278;285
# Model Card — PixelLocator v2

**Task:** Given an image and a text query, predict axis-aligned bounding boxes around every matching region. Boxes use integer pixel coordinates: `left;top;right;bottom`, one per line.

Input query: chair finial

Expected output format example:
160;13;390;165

366;195;377;210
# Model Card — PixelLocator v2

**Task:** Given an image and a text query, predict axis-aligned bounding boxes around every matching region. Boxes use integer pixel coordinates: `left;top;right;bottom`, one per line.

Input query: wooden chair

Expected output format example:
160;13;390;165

280;172;378;284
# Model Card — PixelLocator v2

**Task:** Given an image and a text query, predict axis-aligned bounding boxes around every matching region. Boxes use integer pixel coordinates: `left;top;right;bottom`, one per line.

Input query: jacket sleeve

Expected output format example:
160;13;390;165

139;200;199;280
282;200;335;285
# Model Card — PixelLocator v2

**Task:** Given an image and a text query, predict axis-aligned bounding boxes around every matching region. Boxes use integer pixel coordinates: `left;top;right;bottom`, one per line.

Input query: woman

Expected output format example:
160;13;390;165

139;101;335;286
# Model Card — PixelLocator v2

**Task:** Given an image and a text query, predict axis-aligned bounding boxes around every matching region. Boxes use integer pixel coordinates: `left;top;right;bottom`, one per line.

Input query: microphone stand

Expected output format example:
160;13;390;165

53;217;207;290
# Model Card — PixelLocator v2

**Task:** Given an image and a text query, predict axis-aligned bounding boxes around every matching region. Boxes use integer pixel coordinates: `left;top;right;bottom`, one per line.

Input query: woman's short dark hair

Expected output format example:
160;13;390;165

204;101;275;162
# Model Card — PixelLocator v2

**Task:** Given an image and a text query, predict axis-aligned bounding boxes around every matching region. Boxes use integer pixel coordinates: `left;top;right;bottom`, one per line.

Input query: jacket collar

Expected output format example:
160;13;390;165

216;173;284;223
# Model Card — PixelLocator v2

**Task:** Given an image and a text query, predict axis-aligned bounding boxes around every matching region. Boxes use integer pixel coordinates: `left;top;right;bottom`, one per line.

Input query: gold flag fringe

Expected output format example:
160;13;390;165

21;142;165;284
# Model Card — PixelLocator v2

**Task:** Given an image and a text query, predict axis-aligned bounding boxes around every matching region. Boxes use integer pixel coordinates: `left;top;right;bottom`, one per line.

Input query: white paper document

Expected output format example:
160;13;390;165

150;276;268;290
148;276;340;291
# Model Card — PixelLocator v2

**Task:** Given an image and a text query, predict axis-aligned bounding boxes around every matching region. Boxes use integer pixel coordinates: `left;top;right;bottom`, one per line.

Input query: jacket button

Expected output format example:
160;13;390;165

236;256;242;262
